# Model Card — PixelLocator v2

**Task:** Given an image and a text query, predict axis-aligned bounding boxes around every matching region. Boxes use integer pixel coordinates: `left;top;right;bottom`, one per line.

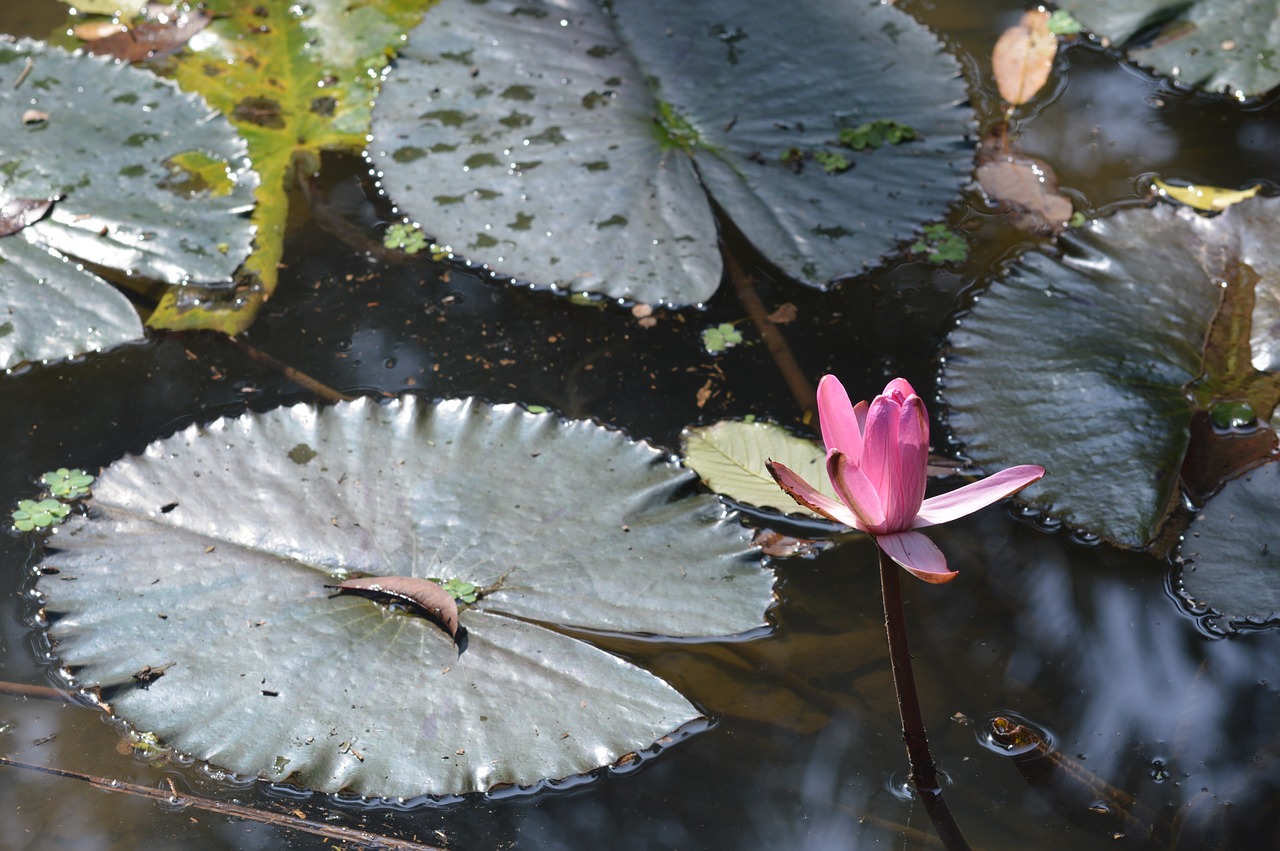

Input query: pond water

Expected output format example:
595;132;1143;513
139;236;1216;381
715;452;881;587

2;1;1279;849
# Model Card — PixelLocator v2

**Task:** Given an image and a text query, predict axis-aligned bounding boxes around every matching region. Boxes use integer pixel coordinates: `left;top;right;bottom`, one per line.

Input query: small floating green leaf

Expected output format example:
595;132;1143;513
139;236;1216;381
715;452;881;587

383;221;429;255
12;498;71;531
702;323;744;354
910;223;968;264
41;468;95;499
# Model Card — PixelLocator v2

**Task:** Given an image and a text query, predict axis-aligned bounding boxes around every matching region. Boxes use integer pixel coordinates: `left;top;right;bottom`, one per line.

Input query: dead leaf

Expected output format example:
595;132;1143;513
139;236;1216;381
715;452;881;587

992;10;1056;107
976;132;1072;235
695;379;714;409
1152;177;1262;212
328;576;461;641
750;529;831;558
84;10;212;63
765;303;798;324
72;21;129;41
0;196;56;237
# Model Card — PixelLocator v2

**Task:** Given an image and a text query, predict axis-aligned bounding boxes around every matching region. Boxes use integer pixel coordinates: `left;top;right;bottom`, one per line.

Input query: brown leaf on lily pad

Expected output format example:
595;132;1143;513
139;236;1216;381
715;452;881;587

976;133;1073;235
328;576;461;641
0;196;56;237
992;10;1057;107
84;10;212;63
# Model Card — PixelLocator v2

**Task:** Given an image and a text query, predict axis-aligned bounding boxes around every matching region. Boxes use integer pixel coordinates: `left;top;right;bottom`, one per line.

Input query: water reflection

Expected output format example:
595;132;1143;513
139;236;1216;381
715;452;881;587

918;510;1280;847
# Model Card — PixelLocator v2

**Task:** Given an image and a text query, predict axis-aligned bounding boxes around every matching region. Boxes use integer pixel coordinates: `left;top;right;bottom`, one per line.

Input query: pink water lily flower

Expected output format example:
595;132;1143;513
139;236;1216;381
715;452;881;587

767;375;1044;584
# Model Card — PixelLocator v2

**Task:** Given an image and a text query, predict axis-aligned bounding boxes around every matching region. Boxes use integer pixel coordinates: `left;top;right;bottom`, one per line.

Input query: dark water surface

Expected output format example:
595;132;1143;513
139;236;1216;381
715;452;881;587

2;1;1279;849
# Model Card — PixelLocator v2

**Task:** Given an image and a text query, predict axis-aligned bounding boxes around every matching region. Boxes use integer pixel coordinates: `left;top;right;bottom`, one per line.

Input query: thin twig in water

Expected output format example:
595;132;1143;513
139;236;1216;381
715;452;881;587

222;336;354;403
0;754;446;851
0;680;69;702
723;249;816;417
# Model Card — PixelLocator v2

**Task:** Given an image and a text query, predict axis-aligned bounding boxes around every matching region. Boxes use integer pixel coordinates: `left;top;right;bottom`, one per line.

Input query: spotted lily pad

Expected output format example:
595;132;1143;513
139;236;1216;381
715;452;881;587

1058;0;1280;97
140;0;429;333
369;0;972;304
1179;460;1280;629
36;397;774;798
0;40;256;369
941;202;1246;548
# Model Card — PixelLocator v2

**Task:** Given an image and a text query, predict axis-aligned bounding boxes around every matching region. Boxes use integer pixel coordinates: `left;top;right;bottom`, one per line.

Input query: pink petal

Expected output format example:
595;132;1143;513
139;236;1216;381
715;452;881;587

887;394;929;528
877;530;957;583
766;460;862;528
883;377;917;401
826;450;886;532
859;393;900;517
913;465;1046;528
817;375;864;462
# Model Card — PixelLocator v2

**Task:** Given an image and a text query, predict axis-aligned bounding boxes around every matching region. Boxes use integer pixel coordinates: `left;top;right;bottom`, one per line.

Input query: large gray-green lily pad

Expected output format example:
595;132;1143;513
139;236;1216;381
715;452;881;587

0;40;256;368
1059;0;1280;97
1179;460;1280;629
369;0;972;304
36;397;773;798
940;200;1265;548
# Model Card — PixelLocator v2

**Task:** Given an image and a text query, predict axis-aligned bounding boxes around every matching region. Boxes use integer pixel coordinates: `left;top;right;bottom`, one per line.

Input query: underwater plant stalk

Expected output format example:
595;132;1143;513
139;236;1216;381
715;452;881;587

878;547;972;851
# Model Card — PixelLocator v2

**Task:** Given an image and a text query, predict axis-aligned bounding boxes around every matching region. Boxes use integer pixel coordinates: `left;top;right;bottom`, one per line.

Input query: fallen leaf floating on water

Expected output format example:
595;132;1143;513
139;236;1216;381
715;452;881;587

0;196;56;237
976;132;1073;235
1152;177;1262;212
328;576;461;642
992;10;1057;107
83;9;212;63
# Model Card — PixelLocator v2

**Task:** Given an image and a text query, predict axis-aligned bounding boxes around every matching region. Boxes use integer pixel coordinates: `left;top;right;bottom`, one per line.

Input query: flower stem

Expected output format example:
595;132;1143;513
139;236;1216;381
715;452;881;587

878;547;972;851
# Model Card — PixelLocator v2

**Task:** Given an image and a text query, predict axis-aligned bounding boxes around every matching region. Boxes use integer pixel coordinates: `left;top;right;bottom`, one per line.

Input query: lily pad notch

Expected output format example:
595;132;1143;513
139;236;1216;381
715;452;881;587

35;395;775;799
368;0;975;305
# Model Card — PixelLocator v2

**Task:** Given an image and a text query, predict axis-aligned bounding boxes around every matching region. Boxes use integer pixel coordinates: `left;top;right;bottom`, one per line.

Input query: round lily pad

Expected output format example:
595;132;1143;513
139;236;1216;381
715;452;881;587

37;397;774;798
0;39;256;367
941;202;1230;547
369;0;972;304
1179;460;1280;629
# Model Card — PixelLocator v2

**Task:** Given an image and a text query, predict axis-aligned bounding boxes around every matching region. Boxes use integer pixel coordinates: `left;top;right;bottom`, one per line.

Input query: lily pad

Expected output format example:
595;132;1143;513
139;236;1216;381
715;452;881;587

143;0;429;333
0;40;256;368
37;397;774;798
1058;0;1280;97
681;420;838;517
1179;460;1280;628
369;0;973;304
941;201;1239;547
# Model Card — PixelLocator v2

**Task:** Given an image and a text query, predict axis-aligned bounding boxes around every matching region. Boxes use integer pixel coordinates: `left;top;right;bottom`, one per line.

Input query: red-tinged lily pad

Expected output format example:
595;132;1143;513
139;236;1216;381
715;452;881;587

368;0;973;305
1178;460;1280;631
0;40;256;369
35;396;774;798
942;201;1249;548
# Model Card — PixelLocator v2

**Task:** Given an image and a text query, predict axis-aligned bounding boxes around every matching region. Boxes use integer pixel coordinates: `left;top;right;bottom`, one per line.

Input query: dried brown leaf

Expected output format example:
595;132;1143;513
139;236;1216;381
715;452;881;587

84;10;212;63
0;196;56;237
765;303;798;324
329;576;461;641
992;10;1056;106
976;153;1073;235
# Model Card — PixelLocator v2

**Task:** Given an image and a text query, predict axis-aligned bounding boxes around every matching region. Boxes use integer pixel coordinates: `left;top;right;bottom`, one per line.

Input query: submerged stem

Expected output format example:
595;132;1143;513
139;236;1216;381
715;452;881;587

878;547;972;851
723;249;815;417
